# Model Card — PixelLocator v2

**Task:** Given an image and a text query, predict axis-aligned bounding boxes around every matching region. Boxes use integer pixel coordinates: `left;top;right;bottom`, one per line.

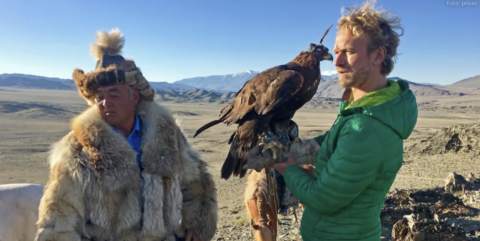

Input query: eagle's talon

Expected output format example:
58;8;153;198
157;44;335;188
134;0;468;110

261;140;283;160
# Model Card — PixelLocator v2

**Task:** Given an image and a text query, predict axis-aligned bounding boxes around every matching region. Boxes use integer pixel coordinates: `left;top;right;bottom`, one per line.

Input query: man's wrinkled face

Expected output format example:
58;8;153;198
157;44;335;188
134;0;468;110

333;29;373;89
94;84;139;127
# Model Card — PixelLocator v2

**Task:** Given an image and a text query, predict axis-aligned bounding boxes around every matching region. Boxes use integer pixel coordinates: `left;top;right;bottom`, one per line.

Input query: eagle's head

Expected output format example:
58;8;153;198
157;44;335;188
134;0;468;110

307;25;334;62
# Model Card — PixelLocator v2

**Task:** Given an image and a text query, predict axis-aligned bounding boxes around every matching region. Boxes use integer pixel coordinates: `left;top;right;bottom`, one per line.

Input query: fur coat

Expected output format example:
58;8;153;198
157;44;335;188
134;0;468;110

35;100;218;241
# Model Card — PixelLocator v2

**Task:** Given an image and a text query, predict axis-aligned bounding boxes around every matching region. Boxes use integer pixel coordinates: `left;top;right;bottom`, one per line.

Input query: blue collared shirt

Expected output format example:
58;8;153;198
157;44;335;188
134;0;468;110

112;114;142;170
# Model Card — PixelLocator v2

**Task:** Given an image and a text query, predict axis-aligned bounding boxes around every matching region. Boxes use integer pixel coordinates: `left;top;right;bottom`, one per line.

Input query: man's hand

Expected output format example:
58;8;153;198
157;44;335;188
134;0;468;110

266;157;297;175
186;230;202;241
300;164;315;176
245;143;287;171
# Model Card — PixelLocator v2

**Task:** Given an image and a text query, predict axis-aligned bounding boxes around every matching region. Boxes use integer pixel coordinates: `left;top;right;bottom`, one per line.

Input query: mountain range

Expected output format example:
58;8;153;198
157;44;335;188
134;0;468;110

1;71;479;102
0;74;76;90
173;70;339;92
0;73;197;92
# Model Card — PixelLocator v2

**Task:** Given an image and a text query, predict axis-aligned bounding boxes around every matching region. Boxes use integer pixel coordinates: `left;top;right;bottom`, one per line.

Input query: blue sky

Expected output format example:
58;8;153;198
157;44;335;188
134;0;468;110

0;0;478;85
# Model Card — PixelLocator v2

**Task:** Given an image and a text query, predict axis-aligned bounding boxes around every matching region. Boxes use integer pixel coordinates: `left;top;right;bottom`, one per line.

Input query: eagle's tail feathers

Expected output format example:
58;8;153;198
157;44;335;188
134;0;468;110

193;119;222;138
228;131;236;144
221;119;258;179
221;151;236;180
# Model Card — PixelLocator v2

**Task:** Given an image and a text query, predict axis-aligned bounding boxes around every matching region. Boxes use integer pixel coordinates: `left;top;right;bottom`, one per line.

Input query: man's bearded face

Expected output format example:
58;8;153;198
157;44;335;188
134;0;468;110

333;29;373;89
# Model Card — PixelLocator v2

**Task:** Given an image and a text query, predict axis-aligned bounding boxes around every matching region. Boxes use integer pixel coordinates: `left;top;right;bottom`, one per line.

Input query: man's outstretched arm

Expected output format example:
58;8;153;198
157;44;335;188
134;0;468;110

283;118;384;215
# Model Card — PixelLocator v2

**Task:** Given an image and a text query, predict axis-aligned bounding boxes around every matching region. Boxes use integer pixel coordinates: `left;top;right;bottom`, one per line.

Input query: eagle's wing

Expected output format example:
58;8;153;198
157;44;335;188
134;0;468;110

257;70;304;115
220;67;304;124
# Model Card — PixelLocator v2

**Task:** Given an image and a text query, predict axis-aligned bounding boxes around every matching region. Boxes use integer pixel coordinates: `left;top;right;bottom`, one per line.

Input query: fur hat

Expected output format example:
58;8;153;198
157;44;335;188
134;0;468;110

72;28;155;105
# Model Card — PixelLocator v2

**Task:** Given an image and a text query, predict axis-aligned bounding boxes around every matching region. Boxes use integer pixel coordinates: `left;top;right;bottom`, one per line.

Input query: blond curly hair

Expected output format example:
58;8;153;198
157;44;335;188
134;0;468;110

337;0;404;75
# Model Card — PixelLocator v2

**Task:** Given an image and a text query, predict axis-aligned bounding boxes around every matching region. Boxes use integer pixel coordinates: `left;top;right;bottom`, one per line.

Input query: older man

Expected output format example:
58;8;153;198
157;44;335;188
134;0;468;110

35;29;218;241
246;0;418;240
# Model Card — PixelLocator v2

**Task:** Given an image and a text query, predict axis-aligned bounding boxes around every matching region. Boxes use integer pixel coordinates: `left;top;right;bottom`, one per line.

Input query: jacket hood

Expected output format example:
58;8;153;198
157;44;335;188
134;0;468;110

340;78;418;139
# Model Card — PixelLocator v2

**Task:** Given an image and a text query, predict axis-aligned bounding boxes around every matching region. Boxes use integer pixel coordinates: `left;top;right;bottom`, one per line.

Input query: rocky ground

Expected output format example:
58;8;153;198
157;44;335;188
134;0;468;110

212;120;480;241
382;172;480;240
405;121;480;158
213;207;305;241
211;172;480;241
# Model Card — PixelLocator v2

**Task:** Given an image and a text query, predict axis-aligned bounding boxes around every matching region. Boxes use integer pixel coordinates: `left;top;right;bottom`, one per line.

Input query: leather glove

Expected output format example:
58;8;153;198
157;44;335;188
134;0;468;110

243;138;320;172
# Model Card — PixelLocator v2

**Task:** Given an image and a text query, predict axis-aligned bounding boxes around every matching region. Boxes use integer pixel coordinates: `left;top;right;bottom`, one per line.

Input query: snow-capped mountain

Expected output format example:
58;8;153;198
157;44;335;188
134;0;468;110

321;70;338;77
173;70;260;92
321;70;338;80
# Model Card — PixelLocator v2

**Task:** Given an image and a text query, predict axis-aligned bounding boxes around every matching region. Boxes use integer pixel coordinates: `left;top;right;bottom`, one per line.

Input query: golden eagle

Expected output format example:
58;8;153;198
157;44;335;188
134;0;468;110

194;25;334;179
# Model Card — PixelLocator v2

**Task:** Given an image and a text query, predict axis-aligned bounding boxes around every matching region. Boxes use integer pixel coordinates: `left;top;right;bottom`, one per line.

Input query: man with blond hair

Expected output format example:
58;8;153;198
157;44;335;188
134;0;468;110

246;0;418;240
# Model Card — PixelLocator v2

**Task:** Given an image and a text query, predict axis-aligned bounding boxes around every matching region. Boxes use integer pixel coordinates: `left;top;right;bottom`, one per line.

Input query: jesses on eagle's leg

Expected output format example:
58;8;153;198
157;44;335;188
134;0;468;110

259;120;299;216
259;130;284;160
277;120;299;216
259;119;300;160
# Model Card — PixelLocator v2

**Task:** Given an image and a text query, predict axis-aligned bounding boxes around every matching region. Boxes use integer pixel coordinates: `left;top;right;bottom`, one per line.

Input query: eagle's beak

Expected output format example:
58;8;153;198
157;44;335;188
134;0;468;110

323;53;333;61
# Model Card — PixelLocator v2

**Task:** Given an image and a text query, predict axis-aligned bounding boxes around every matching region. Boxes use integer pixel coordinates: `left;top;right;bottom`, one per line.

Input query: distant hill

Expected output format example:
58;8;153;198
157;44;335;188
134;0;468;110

315;77;464;98
0;73;72;82
0;73;196;92
149;81;196;91
156;89;236;104
406;80;463;96
315;77;344;98
417;82;441;87
447;75;480;88
0;74;76;90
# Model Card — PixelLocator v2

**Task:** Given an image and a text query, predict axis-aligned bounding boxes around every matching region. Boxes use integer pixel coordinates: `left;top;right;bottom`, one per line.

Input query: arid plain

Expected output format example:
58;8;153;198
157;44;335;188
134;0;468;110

1;86;480;240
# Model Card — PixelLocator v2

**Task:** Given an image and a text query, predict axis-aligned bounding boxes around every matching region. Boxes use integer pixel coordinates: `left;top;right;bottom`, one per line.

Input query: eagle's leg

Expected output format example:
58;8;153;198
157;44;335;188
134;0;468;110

287;120;302;144
259;130;283;160
276;126;290;143
259;120;296;160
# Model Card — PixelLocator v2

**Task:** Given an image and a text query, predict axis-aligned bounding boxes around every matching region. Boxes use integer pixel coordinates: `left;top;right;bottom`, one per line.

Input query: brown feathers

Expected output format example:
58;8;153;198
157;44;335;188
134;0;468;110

290;52;320;69
90;28;125;60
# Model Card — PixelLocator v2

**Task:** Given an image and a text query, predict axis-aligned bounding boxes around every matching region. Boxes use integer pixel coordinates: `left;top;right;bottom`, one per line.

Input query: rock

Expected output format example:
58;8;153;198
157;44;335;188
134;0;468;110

405;121;480;156
445;172;480;195
466;173;480;185
445;172;468;194
391;214;469;241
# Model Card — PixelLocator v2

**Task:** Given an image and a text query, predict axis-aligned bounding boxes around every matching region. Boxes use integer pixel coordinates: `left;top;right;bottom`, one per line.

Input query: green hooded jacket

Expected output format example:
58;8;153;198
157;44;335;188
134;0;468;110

284;79;418;240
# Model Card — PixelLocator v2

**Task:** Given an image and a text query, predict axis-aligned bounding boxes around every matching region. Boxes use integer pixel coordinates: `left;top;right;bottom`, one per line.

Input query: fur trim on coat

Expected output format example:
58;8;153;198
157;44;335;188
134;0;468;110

35;100;218;241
